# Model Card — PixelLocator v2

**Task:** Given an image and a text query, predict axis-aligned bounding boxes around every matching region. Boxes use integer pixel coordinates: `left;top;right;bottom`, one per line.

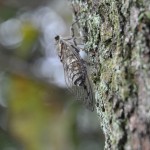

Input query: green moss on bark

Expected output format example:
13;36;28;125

70;0;150;149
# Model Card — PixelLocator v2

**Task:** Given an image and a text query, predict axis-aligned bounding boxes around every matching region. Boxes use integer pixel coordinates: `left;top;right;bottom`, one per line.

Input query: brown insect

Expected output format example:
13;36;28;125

54;34;95;111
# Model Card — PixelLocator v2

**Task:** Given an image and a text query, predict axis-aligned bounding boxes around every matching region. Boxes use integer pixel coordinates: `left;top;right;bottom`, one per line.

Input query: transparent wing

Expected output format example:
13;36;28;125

66;72;95;111
83;75;95;111
61;41;95;111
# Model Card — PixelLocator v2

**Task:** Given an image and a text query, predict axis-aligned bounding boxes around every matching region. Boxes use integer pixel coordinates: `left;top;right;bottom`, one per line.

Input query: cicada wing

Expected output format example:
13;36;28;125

83;76;95;111
70;79;95;111
63;61;85;102
63;63;75;93
63;63;95;111
60;40;95;111
69;44;95;111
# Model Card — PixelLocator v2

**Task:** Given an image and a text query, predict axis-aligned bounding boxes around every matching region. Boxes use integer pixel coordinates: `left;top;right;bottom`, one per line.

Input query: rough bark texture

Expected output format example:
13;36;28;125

69;0;150;150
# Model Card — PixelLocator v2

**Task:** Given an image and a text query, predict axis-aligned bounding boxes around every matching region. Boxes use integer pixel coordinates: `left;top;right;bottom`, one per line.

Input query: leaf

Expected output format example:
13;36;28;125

8;75;71;150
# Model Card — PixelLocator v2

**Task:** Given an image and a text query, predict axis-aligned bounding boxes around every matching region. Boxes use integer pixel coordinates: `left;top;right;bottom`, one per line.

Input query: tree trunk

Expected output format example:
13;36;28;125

69;0;150;149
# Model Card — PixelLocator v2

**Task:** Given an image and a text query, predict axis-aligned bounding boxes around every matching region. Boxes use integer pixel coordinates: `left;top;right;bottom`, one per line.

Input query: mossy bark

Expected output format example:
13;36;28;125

69;0;150;149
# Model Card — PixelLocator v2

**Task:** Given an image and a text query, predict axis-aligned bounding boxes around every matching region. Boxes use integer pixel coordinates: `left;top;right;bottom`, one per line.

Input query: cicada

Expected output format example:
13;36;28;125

55;35;95;111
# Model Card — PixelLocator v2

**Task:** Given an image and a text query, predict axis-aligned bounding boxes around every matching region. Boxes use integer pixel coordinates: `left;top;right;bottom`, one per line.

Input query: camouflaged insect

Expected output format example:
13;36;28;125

55;35;95;111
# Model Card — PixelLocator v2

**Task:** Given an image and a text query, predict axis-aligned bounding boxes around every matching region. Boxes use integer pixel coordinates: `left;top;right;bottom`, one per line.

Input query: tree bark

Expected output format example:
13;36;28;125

69;0;150;149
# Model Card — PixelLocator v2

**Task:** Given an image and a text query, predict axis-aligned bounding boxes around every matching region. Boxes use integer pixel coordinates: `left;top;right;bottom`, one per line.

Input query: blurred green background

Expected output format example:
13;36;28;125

0;0;104;150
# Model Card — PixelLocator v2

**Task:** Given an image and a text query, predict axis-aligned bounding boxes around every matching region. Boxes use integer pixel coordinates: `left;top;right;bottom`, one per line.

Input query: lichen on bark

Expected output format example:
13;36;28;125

69;0;150;149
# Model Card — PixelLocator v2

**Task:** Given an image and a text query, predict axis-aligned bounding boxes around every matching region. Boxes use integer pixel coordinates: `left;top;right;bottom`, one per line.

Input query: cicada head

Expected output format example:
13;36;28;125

54;35;60;42
54;35;62;57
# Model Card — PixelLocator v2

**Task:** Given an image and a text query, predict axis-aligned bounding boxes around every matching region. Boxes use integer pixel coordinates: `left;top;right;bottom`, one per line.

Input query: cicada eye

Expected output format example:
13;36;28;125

55;35;60;41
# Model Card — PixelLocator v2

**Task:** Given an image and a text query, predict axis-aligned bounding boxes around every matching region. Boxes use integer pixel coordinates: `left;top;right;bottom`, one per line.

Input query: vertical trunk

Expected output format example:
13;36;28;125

69;0;150;149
